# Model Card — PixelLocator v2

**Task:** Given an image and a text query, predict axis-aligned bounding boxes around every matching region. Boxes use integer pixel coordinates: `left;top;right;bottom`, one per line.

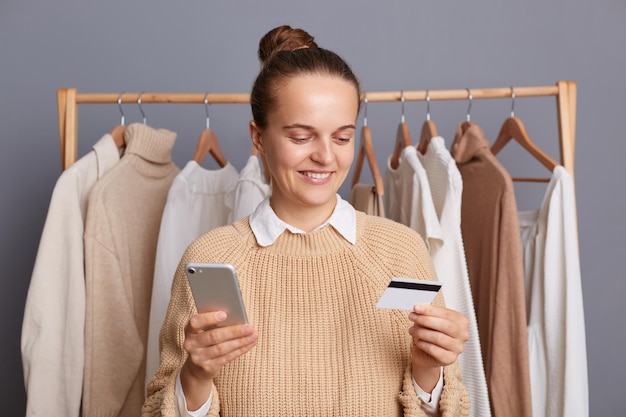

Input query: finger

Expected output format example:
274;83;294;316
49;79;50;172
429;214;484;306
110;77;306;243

413;337;459;366
197;324;256;350
186;311;228;333
413;303;460;320
409;309;469;340
184;333;258;381
409;312;461;337
186;324;256;351
186;328;258;363
200;334;259;365
410;325;464;355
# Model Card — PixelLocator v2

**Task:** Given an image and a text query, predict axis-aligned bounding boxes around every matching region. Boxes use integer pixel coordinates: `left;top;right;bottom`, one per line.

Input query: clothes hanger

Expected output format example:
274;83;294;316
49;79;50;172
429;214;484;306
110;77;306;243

389;91;413;170
460;88;476;133
192;93;228;167
138;91;147;125
490;87;558;174
351;96;385;195
109;92;126;149
417;89;439;155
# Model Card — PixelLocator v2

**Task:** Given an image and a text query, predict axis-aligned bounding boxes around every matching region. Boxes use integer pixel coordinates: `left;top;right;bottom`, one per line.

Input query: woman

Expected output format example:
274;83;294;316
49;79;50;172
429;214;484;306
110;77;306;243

144;25;470;417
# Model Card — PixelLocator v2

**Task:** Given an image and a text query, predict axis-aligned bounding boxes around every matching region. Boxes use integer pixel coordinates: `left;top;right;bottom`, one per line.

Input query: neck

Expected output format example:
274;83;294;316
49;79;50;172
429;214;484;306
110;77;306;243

269;196;336;232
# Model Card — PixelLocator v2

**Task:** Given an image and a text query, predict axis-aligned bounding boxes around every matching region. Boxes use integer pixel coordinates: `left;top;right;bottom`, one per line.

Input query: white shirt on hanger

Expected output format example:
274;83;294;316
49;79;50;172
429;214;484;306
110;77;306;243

146;161;239;387
225;155;271;223
519;166;588;417
21;134;120;417
383;145;443;253
419;136;492;417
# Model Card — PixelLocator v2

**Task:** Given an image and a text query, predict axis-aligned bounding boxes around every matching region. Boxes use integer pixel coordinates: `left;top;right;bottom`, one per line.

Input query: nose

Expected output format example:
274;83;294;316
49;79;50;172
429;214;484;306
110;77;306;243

311;137;334;165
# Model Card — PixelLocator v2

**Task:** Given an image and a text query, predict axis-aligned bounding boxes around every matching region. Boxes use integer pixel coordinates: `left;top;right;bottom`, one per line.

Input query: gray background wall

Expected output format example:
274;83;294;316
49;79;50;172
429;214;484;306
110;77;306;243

1;0;624;415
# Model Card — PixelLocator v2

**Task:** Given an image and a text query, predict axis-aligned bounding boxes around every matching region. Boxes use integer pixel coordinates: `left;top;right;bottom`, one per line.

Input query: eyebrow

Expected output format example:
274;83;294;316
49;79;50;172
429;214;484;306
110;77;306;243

283;123;357;131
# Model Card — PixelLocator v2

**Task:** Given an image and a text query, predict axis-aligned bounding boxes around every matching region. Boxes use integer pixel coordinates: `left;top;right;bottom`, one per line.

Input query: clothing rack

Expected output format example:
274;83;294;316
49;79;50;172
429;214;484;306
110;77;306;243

57;80;577;175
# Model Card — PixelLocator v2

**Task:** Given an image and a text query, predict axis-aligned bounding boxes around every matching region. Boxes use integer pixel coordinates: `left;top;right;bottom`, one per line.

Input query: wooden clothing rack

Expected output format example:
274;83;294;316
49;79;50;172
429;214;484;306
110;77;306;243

57;80;577;175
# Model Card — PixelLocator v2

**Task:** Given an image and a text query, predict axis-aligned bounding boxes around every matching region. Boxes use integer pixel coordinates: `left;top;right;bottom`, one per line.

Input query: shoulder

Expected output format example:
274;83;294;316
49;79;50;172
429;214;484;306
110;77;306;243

357;211;425;250
354;212;437;281
183;217;256;263
356;212;432;267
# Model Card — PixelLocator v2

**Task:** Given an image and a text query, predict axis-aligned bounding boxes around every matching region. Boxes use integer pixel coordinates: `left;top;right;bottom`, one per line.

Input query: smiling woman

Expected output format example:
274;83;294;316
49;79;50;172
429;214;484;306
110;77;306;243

143;25;470;417
250;74;358;231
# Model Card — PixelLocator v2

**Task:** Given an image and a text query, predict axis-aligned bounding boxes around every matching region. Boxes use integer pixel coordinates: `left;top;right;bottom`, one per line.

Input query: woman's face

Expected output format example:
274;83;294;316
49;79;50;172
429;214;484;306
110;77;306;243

251;74;358;223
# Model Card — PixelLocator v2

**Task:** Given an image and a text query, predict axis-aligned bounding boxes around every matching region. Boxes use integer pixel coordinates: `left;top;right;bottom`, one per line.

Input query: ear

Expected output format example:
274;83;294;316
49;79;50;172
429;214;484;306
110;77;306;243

249;121;265;154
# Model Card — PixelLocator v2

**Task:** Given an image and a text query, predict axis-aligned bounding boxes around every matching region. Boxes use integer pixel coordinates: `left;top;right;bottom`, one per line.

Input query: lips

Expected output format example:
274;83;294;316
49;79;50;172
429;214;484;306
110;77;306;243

303;171;331;179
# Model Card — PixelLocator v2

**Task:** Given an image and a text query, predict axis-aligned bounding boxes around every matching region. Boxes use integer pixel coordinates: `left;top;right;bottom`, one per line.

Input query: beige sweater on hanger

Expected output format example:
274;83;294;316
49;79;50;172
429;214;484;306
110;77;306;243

451;123;532;417
82;123;179;417
144;213;470;417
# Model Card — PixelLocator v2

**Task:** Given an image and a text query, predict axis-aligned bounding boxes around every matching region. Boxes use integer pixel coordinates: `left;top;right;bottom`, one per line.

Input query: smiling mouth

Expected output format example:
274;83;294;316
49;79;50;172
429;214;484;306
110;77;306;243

303;171;331;179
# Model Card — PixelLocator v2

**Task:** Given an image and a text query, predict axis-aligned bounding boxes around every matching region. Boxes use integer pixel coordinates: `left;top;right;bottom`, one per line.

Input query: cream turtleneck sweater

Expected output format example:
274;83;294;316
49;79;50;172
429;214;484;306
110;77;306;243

83;123;180;417
144;211;470;417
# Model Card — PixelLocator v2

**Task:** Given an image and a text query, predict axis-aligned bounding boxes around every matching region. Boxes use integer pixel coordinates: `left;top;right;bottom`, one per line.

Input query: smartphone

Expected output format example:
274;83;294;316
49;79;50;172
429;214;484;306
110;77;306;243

185;262;248;328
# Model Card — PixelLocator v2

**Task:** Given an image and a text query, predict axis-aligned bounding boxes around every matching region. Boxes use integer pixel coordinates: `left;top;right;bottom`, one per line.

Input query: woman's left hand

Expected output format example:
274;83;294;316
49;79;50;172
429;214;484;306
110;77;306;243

408;303;469;371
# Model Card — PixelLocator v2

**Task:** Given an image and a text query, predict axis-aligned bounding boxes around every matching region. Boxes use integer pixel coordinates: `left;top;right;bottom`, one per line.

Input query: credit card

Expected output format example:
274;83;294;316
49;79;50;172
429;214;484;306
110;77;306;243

376;278;442;310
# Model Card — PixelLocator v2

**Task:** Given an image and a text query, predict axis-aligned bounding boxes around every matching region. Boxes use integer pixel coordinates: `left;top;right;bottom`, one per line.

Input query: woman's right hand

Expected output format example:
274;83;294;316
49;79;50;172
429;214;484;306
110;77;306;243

180;311;258;410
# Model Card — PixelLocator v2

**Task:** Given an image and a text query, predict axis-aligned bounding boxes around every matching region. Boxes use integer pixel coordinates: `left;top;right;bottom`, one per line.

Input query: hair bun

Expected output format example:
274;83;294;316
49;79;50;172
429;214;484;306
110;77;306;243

258;25;318;65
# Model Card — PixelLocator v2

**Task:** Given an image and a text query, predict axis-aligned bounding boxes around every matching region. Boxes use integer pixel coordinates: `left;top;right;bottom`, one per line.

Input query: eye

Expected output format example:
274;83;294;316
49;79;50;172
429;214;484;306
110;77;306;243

334;136;353;144
289;136;312;143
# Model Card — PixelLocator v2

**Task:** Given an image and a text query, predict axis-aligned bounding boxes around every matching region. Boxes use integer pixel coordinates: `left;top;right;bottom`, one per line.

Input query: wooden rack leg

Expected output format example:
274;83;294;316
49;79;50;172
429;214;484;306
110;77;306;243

57;89;67;170
64;88;78;170
556;80;575;177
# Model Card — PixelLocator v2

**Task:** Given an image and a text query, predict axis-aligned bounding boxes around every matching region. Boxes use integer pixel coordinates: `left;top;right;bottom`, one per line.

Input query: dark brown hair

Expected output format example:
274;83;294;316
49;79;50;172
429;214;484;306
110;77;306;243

251;25;361;128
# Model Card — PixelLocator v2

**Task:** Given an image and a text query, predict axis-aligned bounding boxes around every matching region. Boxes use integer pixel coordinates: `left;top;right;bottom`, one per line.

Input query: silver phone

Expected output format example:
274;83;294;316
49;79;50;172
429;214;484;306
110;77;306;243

185;262;248;328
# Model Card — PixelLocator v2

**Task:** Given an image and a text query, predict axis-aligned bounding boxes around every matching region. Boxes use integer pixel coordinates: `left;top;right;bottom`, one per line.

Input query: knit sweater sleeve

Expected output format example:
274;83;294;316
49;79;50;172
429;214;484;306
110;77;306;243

359;214;470;417
143;222;250;417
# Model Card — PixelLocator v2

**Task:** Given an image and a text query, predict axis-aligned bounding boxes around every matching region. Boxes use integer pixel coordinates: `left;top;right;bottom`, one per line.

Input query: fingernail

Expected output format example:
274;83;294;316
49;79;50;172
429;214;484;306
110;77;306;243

408;312;417;321
242;324;253;335
216;311;227;321
413;304;425;314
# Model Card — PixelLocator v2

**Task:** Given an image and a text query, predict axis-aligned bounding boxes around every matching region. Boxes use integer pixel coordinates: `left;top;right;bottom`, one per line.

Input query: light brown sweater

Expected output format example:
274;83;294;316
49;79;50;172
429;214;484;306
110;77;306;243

451;123;532;417
83;123;179;417
144;212;470;417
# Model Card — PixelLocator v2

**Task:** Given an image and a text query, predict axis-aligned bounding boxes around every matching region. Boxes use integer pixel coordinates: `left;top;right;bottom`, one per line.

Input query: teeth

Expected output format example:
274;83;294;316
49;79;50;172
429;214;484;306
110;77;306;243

305;172;330;179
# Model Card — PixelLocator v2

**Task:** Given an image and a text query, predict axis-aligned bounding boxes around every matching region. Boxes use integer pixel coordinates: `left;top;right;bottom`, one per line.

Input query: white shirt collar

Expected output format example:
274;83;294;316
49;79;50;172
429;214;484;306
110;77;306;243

249;194;356;247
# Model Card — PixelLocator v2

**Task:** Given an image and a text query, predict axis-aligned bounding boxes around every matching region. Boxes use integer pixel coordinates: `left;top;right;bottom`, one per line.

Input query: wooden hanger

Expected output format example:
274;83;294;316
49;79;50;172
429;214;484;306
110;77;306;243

491;116;558;173
193;94;228;167
251;143;271;183
417;90;438;155
416;120;438;155
109;125;126;149
390;122;412;170
490;88;558;178
192;128;228;167
389;92;412;170
352;124;384;195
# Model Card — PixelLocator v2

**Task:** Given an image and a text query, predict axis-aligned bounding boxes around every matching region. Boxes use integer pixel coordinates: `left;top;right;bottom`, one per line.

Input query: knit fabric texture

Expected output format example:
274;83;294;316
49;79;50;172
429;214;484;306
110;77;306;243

451;122;532;417
143;211;470;417
83;123;179;417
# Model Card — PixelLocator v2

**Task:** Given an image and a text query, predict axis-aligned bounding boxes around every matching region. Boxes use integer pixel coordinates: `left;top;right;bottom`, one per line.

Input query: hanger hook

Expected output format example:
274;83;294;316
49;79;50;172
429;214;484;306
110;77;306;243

510;86;516;118
137;92;146;125
363;95;368;127
466;88;473;122
426;89;431;121
204;92;211;129
117;92;125;126
400;91;406;123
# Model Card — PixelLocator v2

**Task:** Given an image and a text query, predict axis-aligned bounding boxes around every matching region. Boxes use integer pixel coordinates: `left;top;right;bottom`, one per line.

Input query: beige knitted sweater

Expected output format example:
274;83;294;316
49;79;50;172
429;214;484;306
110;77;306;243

144;212;470;417
83;123;179;417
